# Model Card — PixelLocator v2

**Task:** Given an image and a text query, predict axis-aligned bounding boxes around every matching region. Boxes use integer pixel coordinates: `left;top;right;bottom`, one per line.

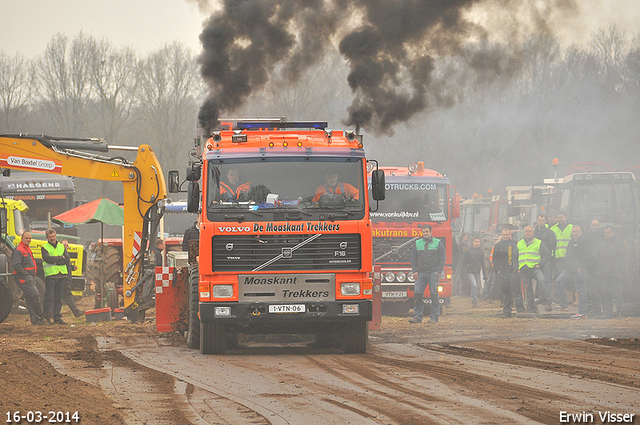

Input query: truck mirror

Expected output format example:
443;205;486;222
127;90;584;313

451;194;460;219
168;170;180;193
186;163;201;182
371;170;385;201
0;208;5;235
507;204;518;217
187;182;200;213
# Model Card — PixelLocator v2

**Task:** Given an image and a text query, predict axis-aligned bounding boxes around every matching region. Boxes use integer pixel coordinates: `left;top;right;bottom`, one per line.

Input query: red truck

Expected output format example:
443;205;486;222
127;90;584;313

369;162;458;315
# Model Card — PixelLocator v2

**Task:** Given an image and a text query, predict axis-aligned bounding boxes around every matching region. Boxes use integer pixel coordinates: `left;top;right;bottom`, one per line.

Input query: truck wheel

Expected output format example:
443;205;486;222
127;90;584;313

186;266;200;349
200;321;226;354
0;281;12;324
342;321;368;353
105;281;118;310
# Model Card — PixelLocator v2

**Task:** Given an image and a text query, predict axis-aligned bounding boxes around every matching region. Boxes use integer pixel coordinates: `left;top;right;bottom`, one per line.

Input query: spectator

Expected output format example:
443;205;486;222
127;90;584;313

409;225;446;324
60;240;83;318
182;216;200;251
550;211;574;305
598;226;625;318
154;239;165;267
534;214;556;306
11;232;47;325
453;233;470;296
41;229;68;325
582;219;604;314
491;228;522;317
517;226;551;312
461;235;486;307
555;225;589;319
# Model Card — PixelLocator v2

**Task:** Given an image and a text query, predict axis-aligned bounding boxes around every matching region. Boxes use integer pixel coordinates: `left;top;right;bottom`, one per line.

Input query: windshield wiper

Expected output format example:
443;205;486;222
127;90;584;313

224;210;264;222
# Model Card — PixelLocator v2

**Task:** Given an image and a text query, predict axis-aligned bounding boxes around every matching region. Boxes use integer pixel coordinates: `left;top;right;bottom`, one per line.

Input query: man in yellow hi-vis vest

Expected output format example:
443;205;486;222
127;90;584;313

550;211;574;308
42;229;70;325
517;226;551;313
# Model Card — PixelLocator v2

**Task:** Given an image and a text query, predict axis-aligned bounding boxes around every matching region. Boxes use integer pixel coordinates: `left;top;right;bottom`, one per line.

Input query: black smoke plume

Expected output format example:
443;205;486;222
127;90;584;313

195;0;570;135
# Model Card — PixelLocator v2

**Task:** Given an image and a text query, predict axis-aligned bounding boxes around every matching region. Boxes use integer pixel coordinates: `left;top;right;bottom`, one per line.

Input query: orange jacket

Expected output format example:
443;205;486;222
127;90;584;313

220;181;251;200
313;182;359;202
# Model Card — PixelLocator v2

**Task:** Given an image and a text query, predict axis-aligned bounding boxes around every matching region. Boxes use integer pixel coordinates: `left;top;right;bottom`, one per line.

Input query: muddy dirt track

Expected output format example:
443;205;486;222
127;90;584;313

1;296;639;425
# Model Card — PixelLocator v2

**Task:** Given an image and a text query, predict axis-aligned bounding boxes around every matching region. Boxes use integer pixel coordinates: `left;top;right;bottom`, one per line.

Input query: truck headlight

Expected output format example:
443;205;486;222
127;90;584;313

396;272;406;282
340;282;360;296
342;304;360;314
212;285;233;298
384;272;395;282
407;273;416;282
214;306;231;316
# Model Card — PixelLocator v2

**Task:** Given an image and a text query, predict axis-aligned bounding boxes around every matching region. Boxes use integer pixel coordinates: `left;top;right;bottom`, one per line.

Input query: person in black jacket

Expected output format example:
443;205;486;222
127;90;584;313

154;239;165;267
12;232;47;325
555;225;589;319
182;216;200;251
461;235;486;307
491;228;522;317
409;225;446;324
534;214;556;304
598;226;625;317
61;240;83;318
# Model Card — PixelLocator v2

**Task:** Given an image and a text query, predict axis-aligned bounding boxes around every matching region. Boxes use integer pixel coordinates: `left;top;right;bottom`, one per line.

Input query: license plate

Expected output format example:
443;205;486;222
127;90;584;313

268;304;306;313
382;291;407;298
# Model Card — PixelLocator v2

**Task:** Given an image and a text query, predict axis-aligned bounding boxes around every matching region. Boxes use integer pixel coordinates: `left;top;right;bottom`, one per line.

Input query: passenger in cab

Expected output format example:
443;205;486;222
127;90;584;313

312;169;359;202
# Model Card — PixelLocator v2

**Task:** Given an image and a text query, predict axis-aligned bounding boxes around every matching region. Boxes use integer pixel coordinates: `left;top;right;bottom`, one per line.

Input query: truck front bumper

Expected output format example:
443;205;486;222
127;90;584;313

200;300;372;333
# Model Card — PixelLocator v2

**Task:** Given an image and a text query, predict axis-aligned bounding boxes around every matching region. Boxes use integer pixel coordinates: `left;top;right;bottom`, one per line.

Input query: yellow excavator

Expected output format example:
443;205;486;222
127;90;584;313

0;134;166;323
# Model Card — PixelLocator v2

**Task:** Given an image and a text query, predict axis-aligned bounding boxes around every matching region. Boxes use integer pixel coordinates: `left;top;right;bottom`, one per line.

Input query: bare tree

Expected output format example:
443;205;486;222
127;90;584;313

0;50;35;132
138;42;203;170
36;33;93;136
624;31;640;107
86;38;140;143
590;24;627;95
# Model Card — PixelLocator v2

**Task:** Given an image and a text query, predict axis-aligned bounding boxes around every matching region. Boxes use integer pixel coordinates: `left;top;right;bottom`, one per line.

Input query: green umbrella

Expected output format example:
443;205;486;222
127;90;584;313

53;197;124;226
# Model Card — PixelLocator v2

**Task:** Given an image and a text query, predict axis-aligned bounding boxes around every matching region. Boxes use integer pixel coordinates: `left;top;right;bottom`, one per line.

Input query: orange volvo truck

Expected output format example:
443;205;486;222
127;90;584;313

161;119;385;354
369;163;458;315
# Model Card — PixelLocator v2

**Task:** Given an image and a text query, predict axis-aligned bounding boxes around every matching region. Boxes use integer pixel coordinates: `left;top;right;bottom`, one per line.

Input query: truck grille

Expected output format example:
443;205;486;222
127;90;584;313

373;237;414;264
213;233;361;272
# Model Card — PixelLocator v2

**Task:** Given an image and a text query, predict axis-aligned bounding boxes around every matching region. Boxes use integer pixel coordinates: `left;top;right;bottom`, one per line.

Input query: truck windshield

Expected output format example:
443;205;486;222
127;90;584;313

369;183;448;222
163;205;196;237
206;158;365;221
568;180;637;223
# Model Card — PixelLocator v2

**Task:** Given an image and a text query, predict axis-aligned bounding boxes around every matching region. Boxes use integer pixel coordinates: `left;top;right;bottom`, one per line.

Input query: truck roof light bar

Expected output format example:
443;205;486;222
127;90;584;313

235;120;328;130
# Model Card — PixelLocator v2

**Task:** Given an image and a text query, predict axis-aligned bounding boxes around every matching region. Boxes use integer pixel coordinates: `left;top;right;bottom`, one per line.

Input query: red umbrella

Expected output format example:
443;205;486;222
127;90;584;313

52;197;123;226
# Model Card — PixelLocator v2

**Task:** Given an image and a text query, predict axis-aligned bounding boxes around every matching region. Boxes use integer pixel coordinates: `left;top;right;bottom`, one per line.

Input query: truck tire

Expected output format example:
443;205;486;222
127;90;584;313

0;281;12;324
342;321;368;353
186;266;200;349
200;321;226;354
105;281;118;310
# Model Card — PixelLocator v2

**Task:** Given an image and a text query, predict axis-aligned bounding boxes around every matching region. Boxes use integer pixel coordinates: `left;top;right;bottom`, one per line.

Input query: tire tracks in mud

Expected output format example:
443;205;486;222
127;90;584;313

418;339;640;388
305;352;562;425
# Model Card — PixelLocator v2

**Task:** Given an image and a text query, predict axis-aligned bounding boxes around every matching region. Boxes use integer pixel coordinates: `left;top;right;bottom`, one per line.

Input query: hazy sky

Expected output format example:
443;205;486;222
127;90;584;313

1;0;205;58
1;0;639;58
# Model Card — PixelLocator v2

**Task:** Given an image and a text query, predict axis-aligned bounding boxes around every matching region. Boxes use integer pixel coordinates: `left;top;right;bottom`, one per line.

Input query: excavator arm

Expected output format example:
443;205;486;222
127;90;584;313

0;134;167;319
